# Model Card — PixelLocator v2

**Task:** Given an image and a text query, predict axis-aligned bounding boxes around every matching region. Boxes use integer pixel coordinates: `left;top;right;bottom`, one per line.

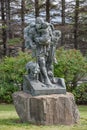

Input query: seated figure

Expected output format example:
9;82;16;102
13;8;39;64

26;61;40;81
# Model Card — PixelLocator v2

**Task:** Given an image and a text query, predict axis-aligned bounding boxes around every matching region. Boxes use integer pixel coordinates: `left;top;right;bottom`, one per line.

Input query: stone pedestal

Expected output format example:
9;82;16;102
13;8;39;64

12;91;80;125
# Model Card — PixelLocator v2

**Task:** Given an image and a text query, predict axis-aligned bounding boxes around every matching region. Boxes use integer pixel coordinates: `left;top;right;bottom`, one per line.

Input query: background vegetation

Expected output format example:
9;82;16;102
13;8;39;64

0;0;87;104
0;48;87;104
0;51;31;103
54;48;87;104
0;0;87;56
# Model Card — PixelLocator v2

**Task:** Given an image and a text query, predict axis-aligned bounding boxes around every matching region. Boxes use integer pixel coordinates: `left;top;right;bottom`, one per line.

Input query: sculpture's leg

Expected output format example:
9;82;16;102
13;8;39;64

38;57;52;86
47;63;56;84
46;46;57;84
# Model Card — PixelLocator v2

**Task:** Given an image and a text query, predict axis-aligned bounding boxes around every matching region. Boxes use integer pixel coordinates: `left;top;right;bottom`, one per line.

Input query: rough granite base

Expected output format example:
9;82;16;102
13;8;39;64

12;91;80;125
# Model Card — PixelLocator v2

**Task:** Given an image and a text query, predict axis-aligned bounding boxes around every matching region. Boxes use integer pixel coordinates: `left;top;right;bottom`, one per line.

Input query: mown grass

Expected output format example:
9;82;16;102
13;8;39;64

0;104;87;130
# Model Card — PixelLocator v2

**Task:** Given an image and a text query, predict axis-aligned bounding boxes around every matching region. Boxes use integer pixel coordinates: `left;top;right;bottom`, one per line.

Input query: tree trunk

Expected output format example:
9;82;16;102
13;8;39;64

5;0;11;38
74;0;79;49
1;0;7;55
46;0;50;22
5;0;11;55
61;0;65;25
61;0;65;46
35;0;39;18
7;0;12;39
21;0;25;52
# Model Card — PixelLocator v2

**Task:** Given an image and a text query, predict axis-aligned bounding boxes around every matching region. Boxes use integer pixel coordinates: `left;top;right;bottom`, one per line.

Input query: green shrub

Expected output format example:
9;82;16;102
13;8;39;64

0;83;18;103
8;38;22;45
0;51;32;103
72;83;87;104
54;48;87;104
0;48;87;104
54;48;87;91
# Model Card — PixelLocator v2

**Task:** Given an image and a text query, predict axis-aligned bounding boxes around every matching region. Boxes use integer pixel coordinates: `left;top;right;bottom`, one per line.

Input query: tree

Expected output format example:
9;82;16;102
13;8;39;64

5;0;11;38
74;0;79;49
61;0;66;46
35;0;39;17
21;0;25;52
5;0;11;55
63;0;87;53
61;0;65;25
1;0;8;55
46;0;50;22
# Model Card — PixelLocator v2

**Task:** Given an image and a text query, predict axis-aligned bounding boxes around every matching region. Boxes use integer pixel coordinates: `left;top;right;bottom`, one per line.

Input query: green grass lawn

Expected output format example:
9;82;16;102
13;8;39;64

0;104;87;130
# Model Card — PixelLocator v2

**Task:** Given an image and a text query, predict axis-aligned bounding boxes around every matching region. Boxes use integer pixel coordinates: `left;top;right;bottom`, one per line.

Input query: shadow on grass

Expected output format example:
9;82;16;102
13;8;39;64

0;118;30;126
0;117;87;126
0;118;43;127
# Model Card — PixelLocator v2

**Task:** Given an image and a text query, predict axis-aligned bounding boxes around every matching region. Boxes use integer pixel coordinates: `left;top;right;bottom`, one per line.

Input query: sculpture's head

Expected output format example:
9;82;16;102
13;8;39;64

36;17;44;24
35;17;44;30
26;62;40;75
